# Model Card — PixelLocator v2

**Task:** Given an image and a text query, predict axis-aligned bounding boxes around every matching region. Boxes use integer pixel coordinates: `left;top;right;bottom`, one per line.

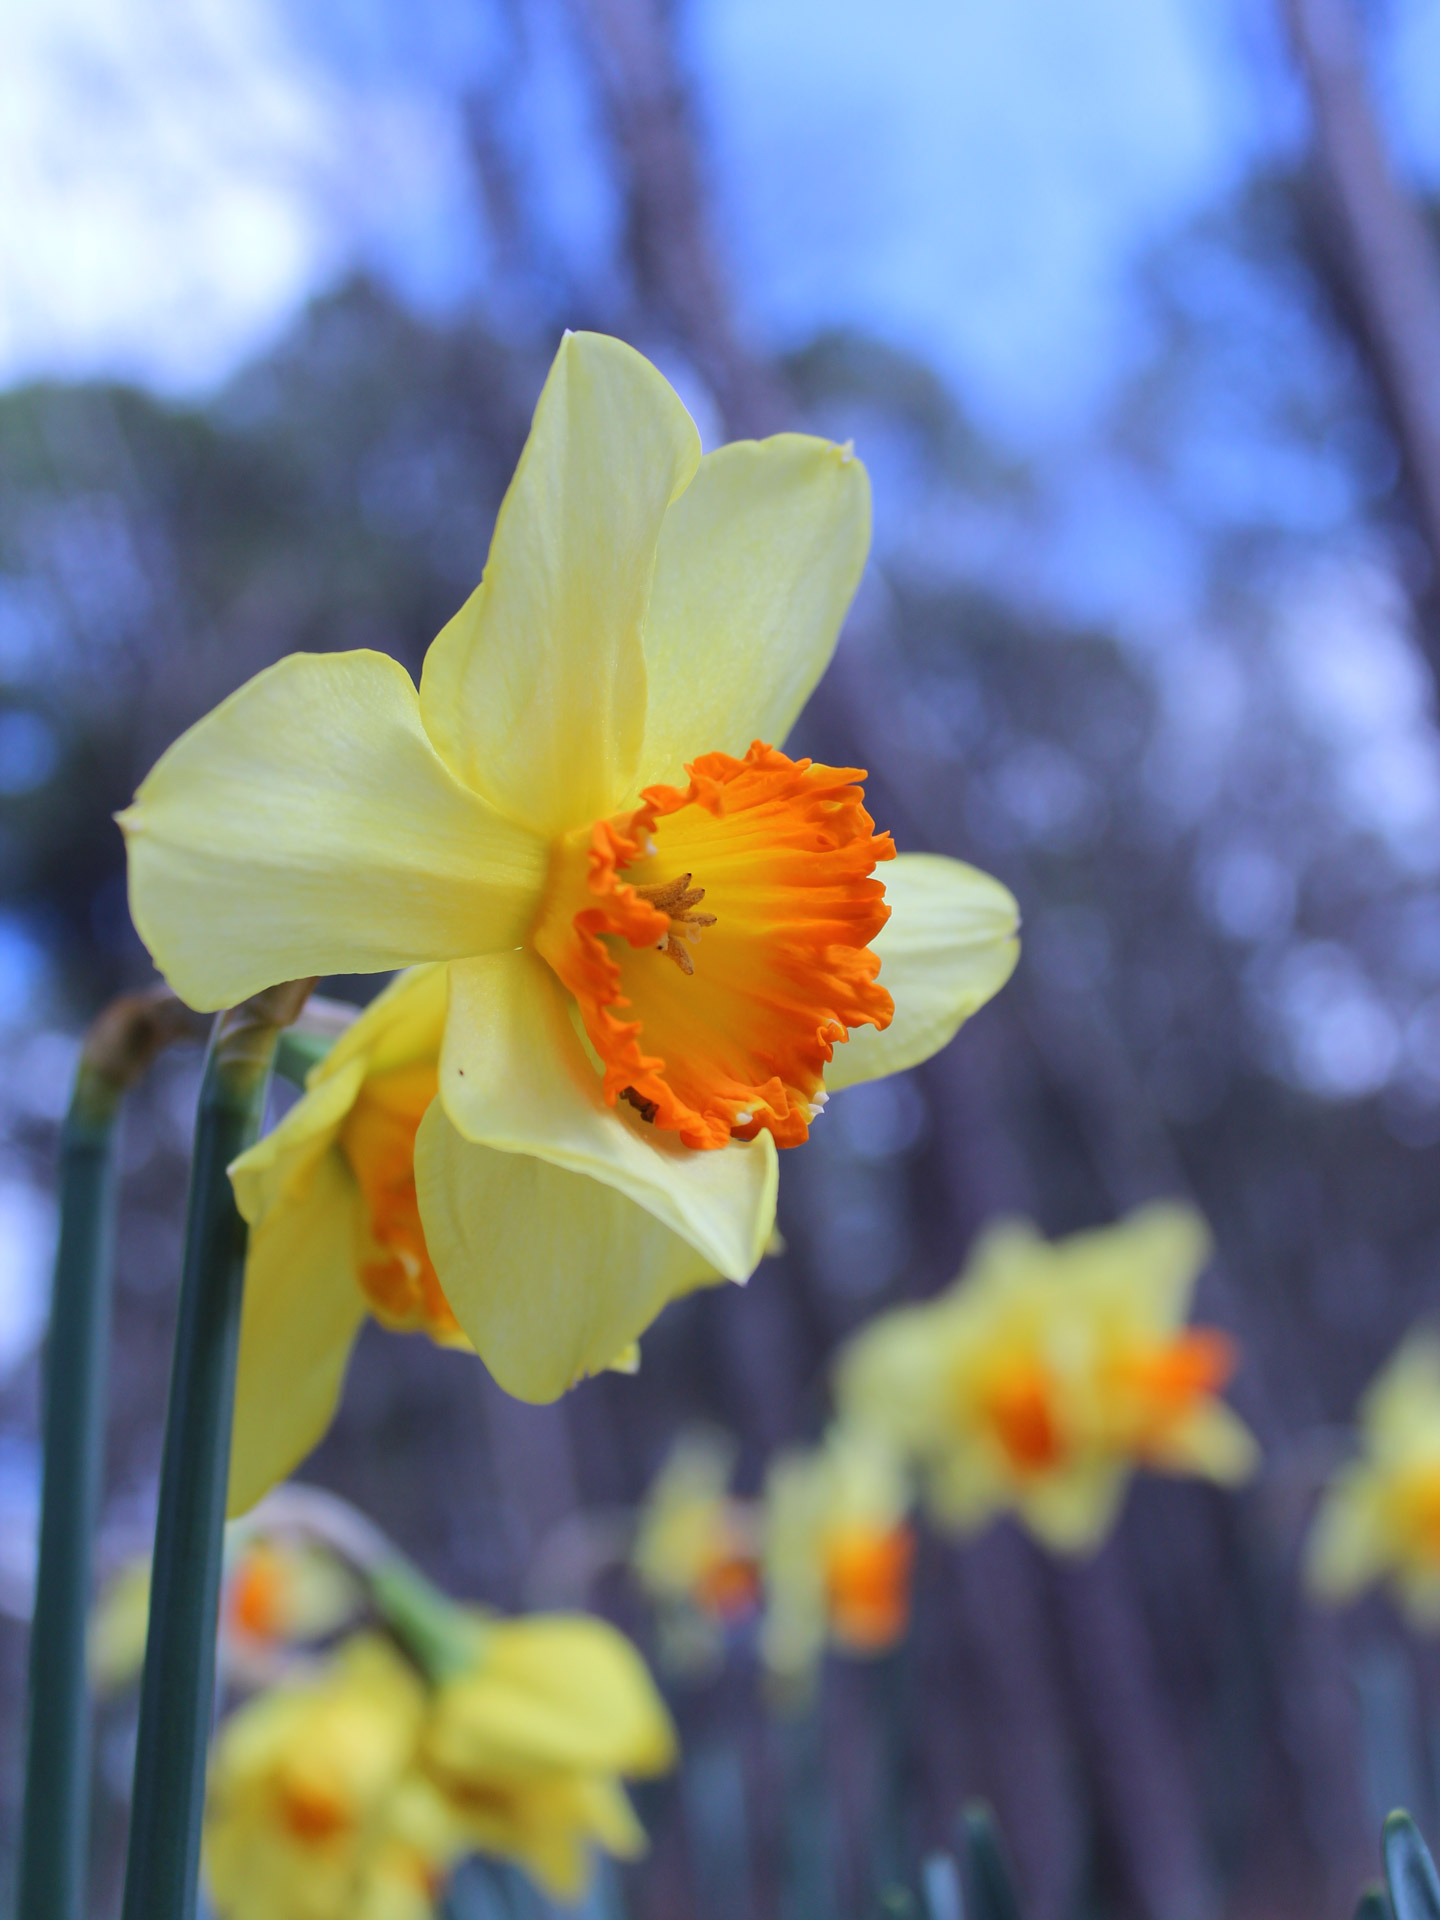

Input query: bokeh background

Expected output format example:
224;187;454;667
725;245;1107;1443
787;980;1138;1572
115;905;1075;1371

8;1;1440;1915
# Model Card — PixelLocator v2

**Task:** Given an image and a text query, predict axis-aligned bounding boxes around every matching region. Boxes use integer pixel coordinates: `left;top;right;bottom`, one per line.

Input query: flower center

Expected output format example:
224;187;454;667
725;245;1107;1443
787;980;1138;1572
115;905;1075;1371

278;1775;354;1844
227;1544;291;1642
338;1064;464;1345
980;1359;1066;1474
822;1522;915;1652
532;742;895;1150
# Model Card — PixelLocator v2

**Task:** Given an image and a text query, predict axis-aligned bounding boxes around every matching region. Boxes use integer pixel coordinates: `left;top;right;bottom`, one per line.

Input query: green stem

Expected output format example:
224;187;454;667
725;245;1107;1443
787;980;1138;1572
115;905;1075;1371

368;1557;485;1684
120;988;305;1920
16;1067;122;1920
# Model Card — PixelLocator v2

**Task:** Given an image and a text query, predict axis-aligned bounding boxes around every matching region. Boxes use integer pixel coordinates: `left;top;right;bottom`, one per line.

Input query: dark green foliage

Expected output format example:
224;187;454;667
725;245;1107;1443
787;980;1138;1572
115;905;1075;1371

961;1803;1024;1920
119;1009;283;1920
17;1069;121;1920
1384;1815;1440;1920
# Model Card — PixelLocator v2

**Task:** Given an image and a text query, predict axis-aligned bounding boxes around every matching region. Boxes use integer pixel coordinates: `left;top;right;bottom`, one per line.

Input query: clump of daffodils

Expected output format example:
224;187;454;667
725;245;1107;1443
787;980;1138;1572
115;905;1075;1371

759;1425;914;1692
630;1427;761;1676
835;1203;1258;1554
120;330;1019;1511
202;1580;675;1917
1307;1329;1440;1625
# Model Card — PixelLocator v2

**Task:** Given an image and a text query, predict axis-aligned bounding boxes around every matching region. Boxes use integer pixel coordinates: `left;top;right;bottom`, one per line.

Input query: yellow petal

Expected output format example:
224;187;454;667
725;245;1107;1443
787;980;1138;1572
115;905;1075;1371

415;1099;724;1402
631;434;871;791
823;854;1019;1093
1015;1461;1131;1554
420;332;701;837
1154;1400;1259;1486
120;652;547;1011
227;1148;368;1516
430;1616;676;1777
1057;1201;1212;1334
1305;1471;1390;1601
228;1056;366;1229
436;949;777;1283
316;962;450;1085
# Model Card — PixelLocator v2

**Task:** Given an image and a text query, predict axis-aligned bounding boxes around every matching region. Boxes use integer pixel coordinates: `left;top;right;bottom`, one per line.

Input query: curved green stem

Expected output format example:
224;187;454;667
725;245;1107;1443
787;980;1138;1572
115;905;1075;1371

16;1067;121;1920
120;983;309;1920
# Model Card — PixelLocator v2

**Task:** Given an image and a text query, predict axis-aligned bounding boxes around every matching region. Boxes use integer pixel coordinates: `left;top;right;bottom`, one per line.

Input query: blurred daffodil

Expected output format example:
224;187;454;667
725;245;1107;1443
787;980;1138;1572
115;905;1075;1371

1307;1329;1440;1625
835;1203;1258;1554
120;330;1019;1417
760;1426;914;1690
631;1427;760;1674
90;1529;362;1693
416;1613;676;1901
203;1634;441;1920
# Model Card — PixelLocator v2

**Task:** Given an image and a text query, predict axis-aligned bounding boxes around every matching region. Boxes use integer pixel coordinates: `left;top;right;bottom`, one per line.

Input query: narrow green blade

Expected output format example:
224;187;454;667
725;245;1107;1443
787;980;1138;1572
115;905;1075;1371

16;1071;121;1920
1384;1814;1440;1920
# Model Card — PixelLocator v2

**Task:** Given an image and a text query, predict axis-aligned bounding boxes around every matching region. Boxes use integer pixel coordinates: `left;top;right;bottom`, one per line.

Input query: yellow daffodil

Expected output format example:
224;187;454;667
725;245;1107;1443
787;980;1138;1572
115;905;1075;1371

630;1428;760;1674
835;1203;1258;1554
1306;1329;1440;1625
203;1635;442;1920
119;331;1019;1430
90;1531;361;1692
632;1427;760;1618
760;1426;914;1690
416;1612;676;1901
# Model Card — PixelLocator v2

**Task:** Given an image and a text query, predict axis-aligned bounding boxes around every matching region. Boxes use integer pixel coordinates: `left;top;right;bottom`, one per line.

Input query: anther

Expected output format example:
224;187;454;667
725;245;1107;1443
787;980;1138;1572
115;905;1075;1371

635;871;717;972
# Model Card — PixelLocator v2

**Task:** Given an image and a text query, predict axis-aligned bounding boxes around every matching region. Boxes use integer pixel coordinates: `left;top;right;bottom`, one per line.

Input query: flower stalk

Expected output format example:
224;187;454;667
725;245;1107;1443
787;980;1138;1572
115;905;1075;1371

19;988;206;1920
120;980;311;1920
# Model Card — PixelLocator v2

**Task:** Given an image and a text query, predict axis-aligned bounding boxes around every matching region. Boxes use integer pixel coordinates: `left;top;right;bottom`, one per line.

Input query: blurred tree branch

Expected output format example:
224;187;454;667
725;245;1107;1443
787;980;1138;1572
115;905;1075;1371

1284;0;1440;652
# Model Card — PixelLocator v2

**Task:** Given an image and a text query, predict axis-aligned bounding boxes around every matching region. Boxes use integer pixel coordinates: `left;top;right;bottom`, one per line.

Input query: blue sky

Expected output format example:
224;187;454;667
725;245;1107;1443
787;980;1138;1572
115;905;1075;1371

2;0;1437;444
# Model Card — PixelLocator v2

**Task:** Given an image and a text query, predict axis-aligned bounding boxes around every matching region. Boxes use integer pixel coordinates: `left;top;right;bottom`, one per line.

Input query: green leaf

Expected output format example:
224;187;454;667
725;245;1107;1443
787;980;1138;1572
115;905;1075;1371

1385;1814;1440;1920
1357;1881;1395;1920
962;1802;1024;1920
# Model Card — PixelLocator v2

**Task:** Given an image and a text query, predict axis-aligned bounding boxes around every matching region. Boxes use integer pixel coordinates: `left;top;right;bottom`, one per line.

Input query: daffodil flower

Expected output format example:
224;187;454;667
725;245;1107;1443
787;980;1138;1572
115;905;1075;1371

417;1613;676;1901
1307;1329;1440;1626
631;1427;761;1675
760;1426;914;1690
203;1635;441;1920
120;331;1018;1434
835;1203;1258;1554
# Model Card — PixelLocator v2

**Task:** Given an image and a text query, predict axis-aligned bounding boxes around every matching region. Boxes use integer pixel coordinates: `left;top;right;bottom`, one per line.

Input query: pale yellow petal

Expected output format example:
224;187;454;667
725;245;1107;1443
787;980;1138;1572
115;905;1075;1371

1304;1472;1390;1602
435;949;777;1282
228;1056;366;1229
632;434;871;790
227;1149;368;1516
316;962;450;1085
1016;1462;1131;1554
1058;1201;1213;1333
120;651;547;1011
415;1100;724;1402
1154;1400;1259;1486
823;854;1019;1093
420;332;701;836
431;1616;676;1776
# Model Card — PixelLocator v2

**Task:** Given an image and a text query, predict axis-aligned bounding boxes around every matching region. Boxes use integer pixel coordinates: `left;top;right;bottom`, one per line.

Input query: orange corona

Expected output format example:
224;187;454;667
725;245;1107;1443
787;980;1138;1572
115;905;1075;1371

338;1063;463;1344
823;1523;915;1654
534;742;895;1151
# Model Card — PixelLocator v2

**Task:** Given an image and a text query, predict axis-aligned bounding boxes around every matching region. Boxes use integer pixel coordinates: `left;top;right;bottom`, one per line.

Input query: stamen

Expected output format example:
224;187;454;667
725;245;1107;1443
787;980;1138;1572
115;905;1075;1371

635;871;718;973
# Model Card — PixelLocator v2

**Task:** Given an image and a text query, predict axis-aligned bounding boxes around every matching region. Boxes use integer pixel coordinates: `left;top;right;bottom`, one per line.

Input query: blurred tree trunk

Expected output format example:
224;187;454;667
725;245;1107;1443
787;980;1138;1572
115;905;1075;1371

1284;0;1440;661
560;0;789;438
